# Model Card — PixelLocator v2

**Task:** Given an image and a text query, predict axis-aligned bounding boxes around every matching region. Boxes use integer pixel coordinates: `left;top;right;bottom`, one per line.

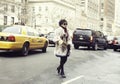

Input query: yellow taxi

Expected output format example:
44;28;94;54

0;25;48;56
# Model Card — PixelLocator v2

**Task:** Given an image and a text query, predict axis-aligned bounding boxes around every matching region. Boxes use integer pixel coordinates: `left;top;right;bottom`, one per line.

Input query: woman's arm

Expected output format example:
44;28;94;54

53;28;62;42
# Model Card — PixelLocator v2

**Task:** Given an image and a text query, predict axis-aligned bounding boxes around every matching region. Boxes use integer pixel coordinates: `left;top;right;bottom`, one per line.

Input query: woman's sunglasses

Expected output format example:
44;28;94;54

63;23;68;25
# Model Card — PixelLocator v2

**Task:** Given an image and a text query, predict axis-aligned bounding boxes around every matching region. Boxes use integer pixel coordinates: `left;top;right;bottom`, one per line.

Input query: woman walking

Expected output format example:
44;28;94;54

54;19;71;78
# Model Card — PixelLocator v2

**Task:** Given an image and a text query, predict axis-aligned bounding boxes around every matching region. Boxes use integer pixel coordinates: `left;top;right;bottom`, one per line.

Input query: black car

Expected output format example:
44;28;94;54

72;28;107;50
113;36;120;51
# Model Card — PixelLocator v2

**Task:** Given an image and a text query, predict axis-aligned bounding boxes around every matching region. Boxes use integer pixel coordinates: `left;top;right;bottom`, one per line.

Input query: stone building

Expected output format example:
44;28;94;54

114;0;120;36
28;0;76;33
100;0;115;35
0;0;23;29
78;0;101;31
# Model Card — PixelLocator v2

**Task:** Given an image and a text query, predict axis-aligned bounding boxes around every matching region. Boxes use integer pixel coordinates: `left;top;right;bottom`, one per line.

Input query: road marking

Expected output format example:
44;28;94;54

61;75;84;84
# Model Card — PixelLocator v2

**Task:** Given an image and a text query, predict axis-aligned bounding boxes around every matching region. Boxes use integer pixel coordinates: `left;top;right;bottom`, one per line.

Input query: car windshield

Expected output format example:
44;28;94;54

107;36;114;40
2;26;21;34
47;32;54;38
74;30;92;36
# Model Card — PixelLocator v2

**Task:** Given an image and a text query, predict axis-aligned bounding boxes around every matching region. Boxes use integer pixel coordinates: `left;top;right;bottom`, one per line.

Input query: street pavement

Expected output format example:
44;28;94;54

0;46;120;84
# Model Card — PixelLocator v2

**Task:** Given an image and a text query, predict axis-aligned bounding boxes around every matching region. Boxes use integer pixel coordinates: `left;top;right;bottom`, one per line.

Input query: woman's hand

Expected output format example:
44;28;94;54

60;35;63;39
60;34;67;39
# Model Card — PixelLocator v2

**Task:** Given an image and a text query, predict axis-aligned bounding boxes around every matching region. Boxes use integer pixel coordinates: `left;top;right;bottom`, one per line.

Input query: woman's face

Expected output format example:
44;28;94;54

61;22;67;28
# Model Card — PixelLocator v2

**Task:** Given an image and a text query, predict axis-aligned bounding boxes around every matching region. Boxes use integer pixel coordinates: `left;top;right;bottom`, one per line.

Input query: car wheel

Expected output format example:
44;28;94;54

42;42;48;53
113;48;117;51
93;43;98;50
21;43;29;56
53;43;55;47
104;47;107;50
74;44;79;49
104;45;107;50
87;46;90;49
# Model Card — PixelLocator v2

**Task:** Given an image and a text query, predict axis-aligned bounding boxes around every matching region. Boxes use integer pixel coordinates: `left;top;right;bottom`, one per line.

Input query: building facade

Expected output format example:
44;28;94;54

100;0;115;35
78;0;101;30
75;0;86;28
0;0;117;35
114;0;120;36
0;0;24;29
28;0;76;33
86;0;101;30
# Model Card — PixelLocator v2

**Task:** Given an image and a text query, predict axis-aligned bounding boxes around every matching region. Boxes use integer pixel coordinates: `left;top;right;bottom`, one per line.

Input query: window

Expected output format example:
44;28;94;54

101;3;104;9
39;6;41;11
21;0;23;3
11;5;15;12
101;18;104;21
11;17;14;25
4;16;7;25
21;0;27;3
45;6;48;11
27;27;35;36
25;0;27;3
47;32;54;38
32;7;35;12
46;18;48;23
4;4;8;11
75;29;92;36
2;26;21;34
34;30;39;36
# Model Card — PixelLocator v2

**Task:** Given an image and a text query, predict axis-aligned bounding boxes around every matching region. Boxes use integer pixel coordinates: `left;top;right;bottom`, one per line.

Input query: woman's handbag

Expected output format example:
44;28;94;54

66;44;71;56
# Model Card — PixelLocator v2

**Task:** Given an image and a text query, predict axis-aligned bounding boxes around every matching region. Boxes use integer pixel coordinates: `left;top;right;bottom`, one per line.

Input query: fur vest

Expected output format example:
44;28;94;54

53;27;71;57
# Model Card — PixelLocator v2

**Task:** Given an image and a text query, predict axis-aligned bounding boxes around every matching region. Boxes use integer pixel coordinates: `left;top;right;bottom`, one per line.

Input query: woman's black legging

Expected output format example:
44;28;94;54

59;56;67;75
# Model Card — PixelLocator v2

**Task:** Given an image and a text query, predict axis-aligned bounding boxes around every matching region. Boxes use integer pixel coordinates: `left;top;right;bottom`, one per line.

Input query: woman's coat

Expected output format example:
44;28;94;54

53;27;71;57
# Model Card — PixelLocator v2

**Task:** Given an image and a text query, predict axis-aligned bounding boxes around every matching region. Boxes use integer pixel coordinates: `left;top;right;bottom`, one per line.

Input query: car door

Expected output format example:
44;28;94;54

26;27;37;49
95;31;107;45
34;29;44;48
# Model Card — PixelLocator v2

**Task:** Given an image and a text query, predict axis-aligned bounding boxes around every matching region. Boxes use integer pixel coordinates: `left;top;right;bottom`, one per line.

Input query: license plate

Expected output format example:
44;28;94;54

79;37;83;40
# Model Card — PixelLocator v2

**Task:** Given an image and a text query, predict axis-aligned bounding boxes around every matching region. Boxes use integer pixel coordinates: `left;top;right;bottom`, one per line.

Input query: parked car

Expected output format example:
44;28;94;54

113;36;120;51
0;25;48;56
72;28;107;50
47;32;55;46
106;36;115;48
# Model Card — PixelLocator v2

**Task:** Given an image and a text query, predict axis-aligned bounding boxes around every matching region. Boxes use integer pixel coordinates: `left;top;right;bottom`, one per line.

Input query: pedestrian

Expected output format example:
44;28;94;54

53;19;71;78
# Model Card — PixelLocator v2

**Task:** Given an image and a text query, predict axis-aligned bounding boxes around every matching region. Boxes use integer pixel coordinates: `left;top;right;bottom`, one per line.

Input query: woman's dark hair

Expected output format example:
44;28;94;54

59;19;67;26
